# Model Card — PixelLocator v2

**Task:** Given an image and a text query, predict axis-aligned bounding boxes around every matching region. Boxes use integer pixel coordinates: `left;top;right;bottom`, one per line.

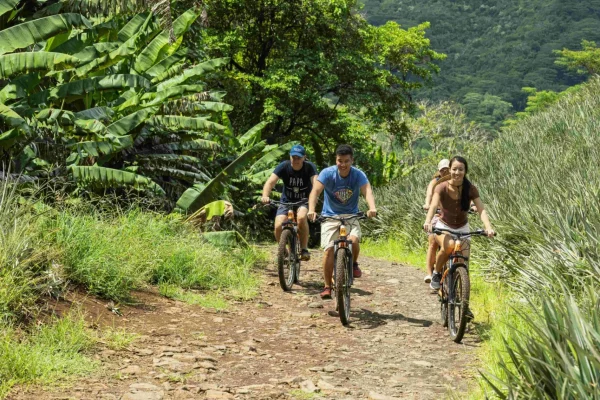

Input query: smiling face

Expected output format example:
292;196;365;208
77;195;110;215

336;154;353;177
449;161;466;184
290;155;305;170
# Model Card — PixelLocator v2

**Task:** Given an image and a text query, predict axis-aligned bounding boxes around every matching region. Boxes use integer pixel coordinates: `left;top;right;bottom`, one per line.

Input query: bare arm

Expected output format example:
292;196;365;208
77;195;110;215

473;197;495;237
261;173;280;203
424;179;436;210
423;192;440;232
308;180;324;221
360;183;377;217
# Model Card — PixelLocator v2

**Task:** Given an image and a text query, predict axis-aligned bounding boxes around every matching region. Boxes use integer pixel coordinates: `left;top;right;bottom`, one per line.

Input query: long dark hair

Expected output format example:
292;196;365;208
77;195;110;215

450;156;471;212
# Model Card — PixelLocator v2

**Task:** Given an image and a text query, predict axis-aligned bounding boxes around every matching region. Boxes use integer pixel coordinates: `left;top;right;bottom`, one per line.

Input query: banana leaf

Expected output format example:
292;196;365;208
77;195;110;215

0;14;92;55
70;165;165;195
156;58;229;91
30;74;151;106
69;135;132;157
146;47;189;79
0;52;81;79
163;139;220;152
238;121;268;148
175;142;266;214
133;8;199;73
249;141;296;173
147;115;225;132
0;0;18;19
106;107;158;136
201;231;248;248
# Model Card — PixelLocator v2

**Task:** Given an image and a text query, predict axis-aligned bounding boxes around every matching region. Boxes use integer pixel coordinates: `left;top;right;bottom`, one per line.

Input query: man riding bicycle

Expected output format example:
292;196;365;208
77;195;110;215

262;144;318;261
307;144;377;299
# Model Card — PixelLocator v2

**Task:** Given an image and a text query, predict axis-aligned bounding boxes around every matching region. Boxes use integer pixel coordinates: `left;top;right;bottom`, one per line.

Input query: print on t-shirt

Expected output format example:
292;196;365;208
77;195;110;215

318;166;369;216
273;161;318;202
334;188;353;204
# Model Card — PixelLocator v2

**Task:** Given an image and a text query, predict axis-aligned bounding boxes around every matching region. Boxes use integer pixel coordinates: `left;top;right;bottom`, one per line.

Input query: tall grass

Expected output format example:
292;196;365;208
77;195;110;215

372;77;600;398
0;180;54;323
41;207;264;302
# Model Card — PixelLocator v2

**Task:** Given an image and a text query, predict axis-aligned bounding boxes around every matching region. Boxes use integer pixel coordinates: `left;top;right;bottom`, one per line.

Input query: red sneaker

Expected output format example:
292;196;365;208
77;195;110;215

320;287;332;299
353;263;362;278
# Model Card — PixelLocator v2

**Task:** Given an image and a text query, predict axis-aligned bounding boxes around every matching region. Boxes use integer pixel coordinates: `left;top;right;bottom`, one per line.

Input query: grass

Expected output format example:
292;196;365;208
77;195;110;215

42;208;265;302
159;284;229;311
0;312;98;398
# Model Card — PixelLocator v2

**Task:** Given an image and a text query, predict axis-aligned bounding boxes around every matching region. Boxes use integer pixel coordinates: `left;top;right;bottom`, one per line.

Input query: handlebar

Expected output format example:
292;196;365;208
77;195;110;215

432;227;496;238
262;199;308;207
316;212;368;223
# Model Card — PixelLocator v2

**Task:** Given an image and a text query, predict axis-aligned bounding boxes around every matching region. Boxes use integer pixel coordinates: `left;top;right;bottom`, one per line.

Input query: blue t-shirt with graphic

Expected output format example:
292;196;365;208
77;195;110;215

318;166;369;216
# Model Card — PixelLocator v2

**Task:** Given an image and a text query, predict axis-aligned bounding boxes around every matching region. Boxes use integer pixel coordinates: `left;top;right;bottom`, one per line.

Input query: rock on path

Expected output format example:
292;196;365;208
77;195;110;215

9;251;480;399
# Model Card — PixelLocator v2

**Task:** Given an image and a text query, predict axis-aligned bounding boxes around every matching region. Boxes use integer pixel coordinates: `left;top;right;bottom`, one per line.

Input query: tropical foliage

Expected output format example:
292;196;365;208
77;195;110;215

0;0;293;215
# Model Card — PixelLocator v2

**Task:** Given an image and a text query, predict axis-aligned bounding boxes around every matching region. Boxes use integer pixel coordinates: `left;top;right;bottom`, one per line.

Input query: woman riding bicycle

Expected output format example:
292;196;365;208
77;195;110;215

422;159;451;283
423;156;495;290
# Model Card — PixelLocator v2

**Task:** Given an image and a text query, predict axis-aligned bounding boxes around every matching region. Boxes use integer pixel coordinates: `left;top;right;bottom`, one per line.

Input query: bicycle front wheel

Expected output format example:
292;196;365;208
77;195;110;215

448;265;470;343
335;250;351;326
277;229;295;291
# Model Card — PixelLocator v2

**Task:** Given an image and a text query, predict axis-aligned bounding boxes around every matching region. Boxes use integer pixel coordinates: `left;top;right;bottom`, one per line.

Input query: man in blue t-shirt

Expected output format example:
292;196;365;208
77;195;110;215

262;145;318;261
308;144;377;299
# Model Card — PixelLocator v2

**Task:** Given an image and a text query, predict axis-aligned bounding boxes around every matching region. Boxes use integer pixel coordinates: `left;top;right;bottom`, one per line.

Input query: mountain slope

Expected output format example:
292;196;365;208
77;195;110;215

361;0;600;109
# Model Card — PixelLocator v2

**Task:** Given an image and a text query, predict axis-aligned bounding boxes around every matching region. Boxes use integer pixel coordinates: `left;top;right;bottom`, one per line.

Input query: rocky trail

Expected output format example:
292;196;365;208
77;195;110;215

10;250;481;400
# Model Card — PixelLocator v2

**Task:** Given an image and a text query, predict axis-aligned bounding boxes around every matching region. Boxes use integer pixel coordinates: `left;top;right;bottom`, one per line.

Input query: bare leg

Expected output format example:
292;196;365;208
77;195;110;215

349;235;360;264
434;233;453;273
274;215;287;242
296;207;309;249
323;247;334;287
426;235;438;276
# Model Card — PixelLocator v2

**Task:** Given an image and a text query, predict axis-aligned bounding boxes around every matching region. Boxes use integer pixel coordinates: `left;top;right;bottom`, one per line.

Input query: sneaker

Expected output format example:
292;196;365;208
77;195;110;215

424;274;432;283
320;287;332;300
430;272;441;290
353;263;362;278
300;249;310;261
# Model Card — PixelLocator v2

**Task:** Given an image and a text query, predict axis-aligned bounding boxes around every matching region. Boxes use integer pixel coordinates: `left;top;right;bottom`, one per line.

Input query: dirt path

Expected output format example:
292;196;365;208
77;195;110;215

10;250;481;400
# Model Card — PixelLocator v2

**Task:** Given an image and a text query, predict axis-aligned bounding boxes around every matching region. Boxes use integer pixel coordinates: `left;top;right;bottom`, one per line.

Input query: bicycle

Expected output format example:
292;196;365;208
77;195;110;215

267;200;307;292
432;227;492;342
317;213;366;326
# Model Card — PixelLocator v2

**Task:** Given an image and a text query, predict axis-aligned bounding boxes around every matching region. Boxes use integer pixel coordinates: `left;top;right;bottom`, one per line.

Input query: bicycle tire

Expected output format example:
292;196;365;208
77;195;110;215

448;265;470;343
440;262;449;327
277;229;295;291
335;250;351;326
294;235;301;283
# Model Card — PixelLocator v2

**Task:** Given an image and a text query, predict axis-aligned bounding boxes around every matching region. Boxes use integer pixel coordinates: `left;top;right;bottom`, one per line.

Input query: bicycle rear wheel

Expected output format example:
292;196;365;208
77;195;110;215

335;250;351;326
277;229;295;291
448;265;470;343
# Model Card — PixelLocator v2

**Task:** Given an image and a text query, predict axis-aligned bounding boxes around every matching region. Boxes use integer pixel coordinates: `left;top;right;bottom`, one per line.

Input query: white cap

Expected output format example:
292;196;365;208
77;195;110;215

437;159;450;170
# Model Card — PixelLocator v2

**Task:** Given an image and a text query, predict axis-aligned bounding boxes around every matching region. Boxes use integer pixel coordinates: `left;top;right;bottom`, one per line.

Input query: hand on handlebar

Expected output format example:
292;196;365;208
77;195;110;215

367;209;377;218
308;210;317;222
422;204;430;211
423;222;433;233
485;228;496;238
261;196;271;205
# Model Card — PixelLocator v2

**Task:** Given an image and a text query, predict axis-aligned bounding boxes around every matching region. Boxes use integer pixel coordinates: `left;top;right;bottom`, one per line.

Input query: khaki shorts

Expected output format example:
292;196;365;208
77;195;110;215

320;215;362;250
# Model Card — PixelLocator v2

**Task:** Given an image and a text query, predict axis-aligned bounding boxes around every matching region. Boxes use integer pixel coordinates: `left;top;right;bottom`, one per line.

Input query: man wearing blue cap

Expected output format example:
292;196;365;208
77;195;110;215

262;145;318;261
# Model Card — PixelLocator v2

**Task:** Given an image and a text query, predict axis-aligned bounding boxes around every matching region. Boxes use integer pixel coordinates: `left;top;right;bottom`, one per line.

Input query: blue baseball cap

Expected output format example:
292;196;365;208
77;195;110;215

290;145;306;157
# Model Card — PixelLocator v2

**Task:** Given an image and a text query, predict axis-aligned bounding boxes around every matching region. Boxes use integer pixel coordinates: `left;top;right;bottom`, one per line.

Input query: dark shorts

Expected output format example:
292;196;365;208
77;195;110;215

276;203;308;216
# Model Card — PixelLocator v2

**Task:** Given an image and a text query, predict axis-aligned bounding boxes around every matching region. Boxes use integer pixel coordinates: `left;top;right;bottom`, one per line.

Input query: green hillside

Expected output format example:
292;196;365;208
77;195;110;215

361;0;600;110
